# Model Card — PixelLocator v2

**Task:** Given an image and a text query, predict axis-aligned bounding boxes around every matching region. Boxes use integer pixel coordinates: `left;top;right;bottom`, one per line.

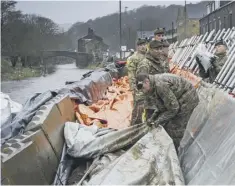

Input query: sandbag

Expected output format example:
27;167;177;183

195;43;215;72
0;92;22;127
1;91;57;144
64;122;147;158
64;122;184;185
64;71;112;104
179;89;235;184
85;127;184;185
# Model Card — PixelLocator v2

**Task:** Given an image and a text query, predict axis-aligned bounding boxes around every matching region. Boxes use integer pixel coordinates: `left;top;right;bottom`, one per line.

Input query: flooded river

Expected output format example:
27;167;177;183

1;63;89;104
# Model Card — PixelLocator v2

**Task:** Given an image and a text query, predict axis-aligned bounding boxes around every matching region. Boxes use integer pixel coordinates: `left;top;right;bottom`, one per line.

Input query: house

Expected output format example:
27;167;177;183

176;6;202;42
137;31;154;40
77;28;109;63
200;1;235;34
136;29;177;43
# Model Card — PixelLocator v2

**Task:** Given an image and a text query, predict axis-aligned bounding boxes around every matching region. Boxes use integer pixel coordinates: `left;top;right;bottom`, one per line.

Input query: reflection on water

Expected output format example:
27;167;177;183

1;64;89;104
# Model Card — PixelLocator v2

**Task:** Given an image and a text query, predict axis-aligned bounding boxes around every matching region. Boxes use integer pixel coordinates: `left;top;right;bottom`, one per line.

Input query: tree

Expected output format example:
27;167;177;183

1;1;69;67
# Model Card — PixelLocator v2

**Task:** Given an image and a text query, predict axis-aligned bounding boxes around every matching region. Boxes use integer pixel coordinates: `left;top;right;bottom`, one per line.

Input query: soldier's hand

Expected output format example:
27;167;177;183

210;56;216;64
195;56;201;64
146;118;154;126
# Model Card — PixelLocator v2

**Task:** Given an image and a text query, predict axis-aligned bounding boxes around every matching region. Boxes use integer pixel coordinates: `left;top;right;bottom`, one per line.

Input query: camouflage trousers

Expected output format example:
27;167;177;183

130;91;145;126
164;90;199;152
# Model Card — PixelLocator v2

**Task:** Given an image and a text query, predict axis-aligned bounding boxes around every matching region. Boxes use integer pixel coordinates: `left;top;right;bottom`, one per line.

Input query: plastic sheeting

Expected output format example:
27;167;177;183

64;122;185;185
60;70;112;105
1;91;57;144
0;92;22;127
179;89;235;184
195;43;215;72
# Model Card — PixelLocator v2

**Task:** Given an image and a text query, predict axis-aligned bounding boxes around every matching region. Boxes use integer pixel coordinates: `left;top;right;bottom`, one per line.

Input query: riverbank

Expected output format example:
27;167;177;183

1;59;56;81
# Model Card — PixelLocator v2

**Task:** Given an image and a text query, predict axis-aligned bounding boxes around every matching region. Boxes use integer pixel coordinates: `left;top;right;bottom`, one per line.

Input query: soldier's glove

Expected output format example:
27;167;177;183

146;109;159;126
195;56;201;64
210;56;216;65
196;56;205;71
146;118;154;126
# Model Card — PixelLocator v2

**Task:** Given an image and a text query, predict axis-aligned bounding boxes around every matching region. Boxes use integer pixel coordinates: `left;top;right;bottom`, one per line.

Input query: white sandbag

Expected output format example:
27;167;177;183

64;122;184;185
0;92;22;126
85;126;184;185
64;122;98;149
195;43;216;72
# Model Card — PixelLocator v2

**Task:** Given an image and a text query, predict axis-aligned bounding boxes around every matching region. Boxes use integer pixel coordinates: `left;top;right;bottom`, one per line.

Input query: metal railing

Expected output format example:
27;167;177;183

170;27;235;95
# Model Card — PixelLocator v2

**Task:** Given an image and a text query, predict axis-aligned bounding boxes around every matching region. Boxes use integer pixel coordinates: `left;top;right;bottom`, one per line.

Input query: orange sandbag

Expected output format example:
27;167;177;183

74;76;133;129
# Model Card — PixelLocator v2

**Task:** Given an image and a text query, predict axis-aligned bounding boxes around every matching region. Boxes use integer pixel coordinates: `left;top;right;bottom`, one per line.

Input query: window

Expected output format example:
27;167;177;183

229;13;233;28
214;19;216;30
209;22;213;31
224;16;227;29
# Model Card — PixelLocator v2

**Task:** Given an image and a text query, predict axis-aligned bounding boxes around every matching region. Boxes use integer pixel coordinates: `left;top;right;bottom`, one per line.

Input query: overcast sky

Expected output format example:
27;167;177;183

16;0;200;25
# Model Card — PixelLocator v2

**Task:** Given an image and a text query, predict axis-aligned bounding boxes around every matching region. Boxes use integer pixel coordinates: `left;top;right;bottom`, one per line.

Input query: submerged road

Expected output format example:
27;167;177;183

1;63;89;104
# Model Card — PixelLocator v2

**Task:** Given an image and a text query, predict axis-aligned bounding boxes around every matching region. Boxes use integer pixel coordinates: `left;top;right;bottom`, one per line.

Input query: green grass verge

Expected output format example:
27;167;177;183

1;59;41;81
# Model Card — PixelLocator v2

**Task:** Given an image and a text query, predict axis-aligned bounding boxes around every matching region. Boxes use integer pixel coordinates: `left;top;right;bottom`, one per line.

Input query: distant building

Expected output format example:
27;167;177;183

137;30;177;43
77;28;109;63
176;7;202;42
200;1;235;34
137;31;154;40
165;28;178;43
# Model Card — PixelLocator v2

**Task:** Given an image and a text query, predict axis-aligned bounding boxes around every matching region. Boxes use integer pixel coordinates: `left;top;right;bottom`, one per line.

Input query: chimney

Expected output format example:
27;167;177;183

88;27;94;35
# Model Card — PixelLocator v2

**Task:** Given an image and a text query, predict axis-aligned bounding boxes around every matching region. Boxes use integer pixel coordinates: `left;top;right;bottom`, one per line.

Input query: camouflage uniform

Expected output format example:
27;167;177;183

127;39;148;125
127;51;146;90
127;49;147;125
136;50;169;75
198;53;227;83
144;74;199;150
137;40;169;75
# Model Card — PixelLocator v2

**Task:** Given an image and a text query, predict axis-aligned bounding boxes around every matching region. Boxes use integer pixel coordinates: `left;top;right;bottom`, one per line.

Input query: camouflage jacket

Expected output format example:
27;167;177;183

127;51;146;90
144;74;199;125
137;50;169;75
198;53;227;83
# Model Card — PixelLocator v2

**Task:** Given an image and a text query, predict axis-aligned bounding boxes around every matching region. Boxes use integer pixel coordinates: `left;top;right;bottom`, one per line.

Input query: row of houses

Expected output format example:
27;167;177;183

137;1;235;43
77;0;235;58
200;1;235;34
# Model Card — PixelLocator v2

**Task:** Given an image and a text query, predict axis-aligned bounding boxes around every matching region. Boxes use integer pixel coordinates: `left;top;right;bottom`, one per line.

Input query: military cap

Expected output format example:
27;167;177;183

154;28;165;35
215;39;226;47
136;38;147;46
149;40;163;49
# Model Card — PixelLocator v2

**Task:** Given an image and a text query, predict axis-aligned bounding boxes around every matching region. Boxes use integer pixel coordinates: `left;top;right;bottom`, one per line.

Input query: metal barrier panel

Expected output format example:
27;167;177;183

170;27;235;97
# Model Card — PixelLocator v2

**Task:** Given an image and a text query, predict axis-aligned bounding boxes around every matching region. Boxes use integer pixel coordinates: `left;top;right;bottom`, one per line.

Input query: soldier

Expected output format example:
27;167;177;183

154;27;170;54
127;38;147;90
127;39;147;125
136;73;199;151
196;40;228;83
137;40;170;75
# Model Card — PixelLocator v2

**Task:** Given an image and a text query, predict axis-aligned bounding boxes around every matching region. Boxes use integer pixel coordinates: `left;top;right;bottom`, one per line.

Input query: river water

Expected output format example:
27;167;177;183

1;64;89;104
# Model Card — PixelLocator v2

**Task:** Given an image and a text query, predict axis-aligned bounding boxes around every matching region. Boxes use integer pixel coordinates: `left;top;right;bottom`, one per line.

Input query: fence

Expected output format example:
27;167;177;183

169;27;235;96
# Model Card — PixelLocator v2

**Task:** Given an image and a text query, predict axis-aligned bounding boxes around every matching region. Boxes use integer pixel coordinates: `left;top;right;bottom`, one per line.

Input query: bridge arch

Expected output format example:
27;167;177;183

41;51;92;68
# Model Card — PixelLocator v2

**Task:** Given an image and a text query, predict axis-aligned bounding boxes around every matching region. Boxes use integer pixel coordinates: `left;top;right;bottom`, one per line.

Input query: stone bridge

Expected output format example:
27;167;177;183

40;50;92;68
2;50;93;68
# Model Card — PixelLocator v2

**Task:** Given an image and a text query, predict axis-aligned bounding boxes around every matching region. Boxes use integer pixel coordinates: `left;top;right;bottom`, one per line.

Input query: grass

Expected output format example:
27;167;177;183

1;59;41;81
